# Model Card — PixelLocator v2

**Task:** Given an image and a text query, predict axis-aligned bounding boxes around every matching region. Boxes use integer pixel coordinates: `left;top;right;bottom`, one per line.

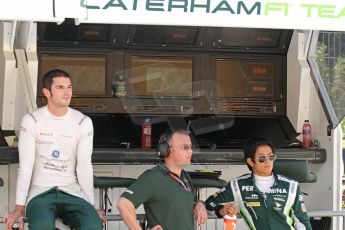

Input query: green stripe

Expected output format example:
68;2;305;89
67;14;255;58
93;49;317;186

240;208;256;230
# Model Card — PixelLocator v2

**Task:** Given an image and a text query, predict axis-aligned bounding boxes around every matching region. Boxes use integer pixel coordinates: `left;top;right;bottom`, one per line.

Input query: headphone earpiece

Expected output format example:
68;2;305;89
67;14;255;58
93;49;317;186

156;141;170;158
156;130;172;158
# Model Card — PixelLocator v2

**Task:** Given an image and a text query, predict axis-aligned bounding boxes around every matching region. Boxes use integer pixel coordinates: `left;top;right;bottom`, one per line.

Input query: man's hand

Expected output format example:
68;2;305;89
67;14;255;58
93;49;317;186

96;208;107;224
148;224;163;230
3;205;25;230
193;201;208;225
220;203;239;217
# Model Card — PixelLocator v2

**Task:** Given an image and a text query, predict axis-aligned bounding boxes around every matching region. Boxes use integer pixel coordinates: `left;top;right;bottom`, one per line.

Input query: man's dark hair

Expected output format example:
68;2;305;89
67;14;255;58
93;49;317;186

158;129;190;146
243;137;275;171
42;69;71;91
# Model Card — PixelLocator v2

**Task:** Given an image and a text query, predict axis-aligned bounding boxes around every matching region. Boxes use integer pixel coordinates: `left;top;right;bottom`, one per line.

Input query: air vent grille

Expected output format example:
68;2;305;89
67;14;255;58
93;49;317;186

71;104;106;112
219;100;276;113
130;105;192;113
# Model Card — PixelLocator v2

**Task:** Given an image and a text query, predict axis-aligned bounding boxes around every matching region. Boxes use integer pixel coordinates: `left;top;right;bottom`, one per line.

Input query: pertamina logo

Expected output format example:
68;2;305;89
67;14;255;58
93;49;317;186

40;132;53;136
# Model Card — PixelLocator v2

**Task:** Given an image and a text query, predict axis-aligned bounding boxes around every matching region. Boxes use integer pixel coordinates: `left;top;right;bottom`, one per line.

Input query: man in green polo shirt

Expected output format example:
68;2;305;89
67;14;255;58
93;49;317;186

117;129;207;230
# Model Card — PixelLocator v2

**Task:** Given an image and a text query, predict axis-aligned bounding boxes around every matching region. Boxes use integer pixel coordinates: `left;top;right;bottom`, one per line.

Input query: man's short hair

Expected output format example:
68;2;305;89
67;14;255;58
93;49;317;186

159;129;189;146
157;129;190;159
42;69;71;91
243;137;275;171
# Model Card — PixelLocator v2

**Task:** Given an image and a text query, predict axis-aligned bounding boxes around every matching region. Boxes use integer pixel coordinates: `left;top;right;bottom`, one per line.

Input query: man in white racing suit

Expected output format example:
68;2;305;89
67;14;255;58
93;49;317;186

4;69;106;230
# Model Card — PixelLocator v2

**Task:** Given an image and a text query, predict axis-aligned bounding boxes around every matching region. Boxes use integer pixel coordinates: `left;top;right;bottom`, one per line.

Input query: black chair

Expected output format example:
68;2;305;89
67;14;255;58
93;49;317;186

189;177;227;230
93;176;137;230
273;160;317;183
310;217;331;230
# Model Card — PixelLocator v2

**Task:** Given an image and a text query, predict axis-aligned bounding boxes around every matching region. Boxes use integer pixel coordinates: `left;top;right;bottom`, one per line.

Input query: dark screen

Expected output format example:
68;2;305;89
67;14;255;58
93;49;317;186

41;55;106;96
216;59;275;98
215;28;281;48
127;56;193;97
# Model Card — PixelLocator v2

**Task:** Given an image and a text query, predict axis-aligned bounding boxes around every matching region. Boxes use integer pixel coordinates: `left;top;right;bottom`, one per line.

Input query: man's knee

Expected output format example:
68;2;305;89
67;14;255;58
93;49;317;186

26;208;56;230
28;221;56;230
78;219;103;230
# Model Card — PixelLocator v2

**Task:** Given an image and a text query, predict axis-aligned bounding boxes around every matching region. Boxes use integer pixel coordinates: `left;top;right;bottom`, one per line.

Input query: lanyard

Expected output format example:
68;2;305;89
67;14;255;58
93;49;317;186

168;172;192;192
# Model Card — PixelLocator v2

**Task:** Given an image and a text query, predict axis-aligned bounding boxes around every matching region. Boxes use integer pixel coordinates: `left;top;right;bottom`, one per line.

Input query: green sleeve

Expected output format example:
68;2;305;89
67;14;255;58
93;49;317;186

121;171;155;208
205;181;234;217
292;185;313;230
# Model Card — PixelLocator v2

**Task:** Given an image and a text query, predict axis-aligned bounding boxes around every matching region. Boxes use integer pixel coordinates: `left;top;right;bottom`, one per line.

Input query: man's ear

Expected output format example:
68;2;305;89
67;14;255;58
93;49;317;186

246;158;254;168
42;88;51;97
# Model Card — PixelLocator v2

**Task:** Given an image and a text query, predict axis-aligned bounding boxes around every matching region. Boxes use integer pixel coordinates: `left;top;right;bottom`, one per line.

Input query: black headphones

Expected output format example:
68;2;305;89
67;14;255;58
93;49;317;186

156;130;173;158
156;129;191;158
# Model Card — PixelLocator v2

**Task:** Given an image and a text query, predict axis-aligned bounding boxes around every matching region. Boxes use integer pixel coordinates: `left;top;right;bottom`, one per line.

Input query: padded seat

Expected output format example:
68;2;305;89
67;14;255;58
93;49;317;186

94;176;135;189
93;176;137;230
191;177;227;189
189;176;227;229
273;160;317;183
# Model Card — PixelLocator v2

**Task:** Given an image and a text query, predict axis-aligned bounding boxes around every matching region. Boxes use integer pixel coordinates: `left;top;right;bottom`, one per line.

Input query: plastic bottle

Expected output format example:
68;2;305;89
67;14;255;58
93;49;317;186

115;73;126;97
142;118;152;149
302;120;312;149
12;223;19;230
224;215;237;230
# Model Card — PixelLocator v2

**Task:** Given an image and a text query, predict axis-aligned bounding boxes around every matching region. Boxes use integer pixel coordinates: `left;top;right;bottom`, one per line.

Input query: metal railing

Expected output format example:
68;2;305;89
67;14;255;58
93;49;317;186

0;214;146;229
1;211;345;229
308;210;345;230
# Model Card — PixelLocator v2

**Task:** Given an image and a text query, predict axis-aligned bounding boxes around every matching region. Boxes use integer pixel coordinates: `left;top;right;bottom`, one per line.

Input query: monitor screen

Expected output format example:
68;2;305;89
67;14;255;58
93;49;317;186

128;25;200;46
40;20;112;43
126;56;193;97
214;28;281;48
216;59;275;98
41;55;107;96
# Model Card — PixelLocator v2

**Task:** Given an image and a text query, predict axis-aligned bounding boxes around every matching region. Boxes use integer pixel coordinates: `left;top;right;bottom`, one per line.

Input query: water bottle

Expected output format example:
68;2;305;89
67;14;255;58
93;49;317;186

115;73;126;97
302;120;312;149
12;223;19;230
142;118;152;149
224;215;237;230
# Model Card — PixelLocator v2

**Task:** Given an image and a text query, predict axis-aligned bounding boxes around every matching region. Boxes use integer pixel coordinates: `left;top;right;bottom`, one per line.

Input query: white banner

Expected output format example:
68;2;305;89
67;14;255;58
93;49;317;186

0;0;58;22
78;0;345;31
54;0;87;20
0;0;344;31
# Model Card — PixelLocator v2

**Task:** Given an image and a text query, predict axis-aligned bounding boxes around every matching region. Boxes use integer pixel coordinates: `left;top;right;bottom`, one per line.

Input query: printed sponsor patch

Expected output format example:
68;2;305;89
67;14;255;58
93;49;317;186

40;132;53;136
246;202;260;207
245;194;259;200
273;197;286;202
274;194;287;197
232;180;238;192
209;202;216;207
28;113;37;123
267;188;287;194
299;195;304;201
291;182;296;193
212;191;220;197
241;185;254;192
124;189;134;195
273;202;282;211
79;116;87;125
52;150;60;158
36;139;54;145
301;203;307;212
